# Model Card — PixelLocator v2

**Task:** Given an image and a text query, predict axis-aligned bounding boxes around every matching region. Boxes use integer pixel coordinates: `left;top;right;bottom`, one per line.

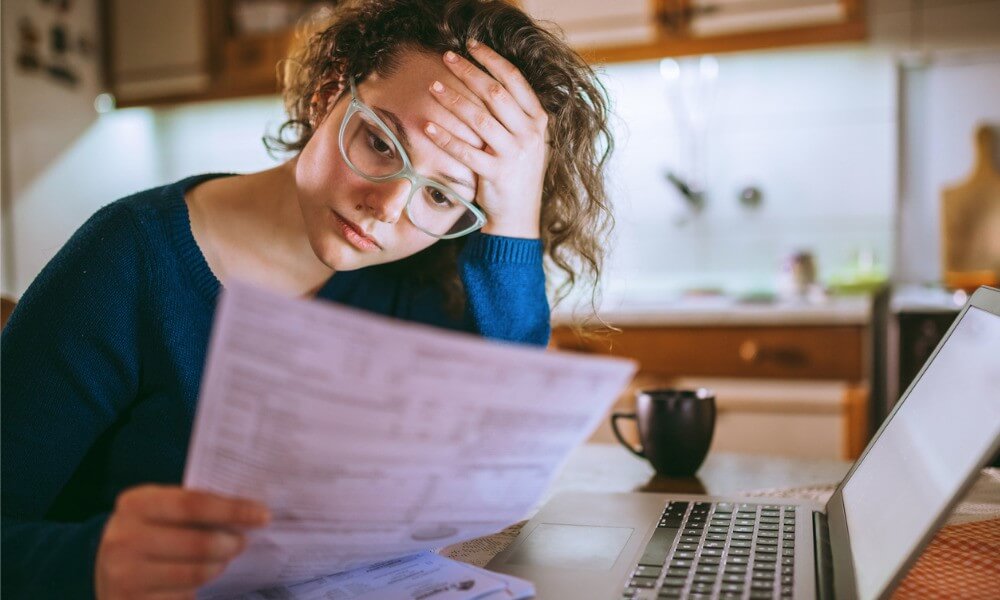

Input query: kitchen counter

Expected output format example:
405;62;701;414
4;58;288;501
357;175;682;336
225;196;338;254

552;293;872;327
891;284;967;314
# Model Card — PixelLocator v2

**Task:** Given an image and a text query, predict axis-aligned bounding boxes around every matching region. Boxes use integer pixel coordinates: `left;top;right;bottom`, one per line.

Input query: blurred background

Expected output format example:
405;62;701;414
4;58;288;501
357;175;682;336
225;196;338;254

2;0;998;461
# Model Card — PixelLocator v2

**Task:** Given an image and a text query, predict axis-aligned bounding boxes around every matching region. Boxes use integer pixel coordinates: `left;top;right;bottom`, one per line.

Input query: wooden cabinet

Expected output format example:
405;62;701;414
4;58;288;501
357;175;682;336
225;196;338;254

103;0;868;107
555;324;865;380
104;0;211;104
104;0;316;107
554;323;871;460
521;0;867;63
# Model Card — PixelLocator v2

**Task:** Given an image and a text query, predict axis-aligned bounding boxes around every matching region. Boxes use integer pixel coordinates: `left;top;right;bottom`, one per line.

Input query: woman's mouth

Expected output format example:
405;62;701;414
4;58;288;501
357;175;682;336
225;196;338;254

332;210;381;252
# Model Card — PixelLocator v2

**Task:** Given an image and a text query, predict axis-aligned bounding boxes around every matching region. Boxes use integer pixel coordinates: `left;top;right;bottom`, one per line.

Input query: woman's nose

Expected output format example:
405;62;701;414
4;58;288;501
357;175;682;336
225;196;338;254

366;179;411;224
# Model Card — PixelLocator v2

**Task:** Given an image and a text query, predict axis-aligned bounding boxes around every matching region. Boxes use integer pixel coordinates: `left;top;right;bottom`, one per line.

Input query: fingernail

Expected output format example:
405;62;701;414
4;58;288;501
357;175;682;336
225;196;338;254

467;39;479;49
431;81;445;93
425;123;438;135
444;51;459;63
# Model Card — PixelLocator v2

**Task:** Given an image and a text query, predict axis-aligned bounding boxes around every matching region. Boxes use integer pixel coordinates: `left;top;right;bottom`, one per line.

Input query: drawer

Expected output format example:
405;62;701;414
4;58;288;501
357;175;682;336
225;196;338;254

553;325;865;380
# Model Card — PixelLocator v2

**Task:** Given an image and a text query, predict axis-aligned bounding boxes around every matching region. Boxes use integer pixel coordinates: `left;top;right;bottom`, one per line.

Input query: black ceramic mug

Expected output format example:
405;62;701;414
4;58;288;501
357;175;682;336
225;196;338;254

610;388;716;476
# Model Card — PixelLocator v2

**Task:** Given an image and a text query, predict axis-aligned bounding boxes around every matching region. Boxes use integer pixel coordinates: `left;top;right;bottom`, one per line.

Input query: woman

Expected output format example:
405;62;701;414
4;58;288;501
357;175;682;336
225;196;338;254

1;0;613;597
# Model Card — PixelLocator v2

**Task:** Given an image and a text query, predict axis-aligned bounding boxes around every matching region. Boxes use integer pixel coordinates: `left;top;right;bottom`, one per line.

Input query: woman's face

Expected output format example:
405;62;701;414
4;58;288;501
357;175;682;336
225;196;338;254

295;49;484;271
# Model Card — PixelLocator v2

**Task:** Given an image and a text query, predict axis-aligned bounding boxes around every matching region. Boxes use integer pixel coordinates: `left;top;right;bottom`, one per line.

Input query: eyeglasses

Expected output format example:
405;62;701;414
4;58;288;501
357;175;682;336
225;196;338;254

337;78;487;239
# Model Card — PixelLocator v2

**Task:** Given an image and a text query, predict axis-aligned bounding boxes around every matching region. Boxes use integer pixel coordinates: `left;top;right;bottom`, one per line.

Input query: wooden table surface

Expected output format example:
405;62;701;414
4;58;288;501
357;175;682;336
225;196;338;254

546;443;852;501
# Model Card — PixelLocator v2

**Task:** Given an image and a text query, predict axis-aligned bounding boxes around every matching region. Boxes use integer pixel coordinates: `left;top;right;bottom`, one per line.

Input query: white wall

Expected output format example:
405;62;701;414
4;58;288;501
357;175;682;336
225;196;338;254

5;95;284;297
598;47;897;298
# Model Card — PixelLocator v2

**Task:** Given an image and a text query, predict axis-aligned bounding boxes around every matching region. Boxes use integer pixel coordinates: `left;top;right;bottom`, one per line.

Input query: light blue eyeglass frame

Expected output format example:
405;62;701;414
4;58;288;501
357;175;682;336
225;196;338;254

338;77;487;239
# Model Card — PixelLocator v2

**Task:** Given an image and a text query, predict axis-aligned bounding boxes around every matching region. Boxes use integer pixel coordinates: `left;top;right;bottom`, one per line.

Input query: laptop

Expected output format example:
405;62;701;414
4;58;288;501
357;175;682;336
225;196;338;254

488;286;1000;600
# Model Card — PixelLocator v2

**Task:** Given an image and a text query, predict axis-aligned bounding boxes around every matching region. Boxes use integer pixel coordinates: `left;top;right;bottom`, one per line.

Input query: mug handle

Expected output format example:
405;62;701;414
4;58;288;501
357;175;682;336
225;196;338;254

610;412;645;458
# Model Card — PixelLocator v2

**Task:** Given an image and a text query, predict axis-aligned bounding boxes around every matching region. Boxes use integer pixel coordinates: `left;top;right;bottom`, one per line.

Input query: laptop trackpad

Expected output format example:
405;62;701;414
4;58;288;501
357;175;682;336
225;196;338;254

507;523;634;571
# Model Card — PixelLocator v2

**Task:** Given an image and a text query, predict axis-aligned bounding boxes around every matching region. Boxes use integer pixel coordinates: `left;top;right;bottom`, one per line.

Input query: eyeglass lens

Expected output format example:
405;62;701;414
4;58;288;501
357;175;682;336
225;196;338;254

342;109;479;237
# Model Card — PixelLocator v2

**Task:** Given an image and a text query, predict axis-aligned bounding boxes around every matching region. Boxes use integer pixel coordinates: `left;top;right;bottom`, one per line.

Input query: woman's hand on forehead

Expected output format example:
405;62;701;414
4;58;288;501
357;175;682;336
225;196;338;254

423;40;549;239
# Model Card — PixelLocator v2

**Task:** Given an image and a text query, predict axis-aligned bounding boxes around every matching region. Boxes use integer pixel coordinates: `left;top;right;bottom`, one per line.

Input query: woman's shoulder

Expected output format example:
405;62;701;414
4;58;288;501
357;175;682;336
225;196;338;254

109;173;235;223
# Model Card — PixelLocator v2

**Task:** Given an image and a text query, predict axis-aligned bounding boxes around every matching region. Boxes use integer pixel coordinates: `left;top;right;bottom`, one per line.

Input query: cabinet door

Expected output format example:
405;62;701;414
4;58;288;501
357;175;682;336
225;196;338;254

107;0;210;102
687;0;855;37
520;0;658;48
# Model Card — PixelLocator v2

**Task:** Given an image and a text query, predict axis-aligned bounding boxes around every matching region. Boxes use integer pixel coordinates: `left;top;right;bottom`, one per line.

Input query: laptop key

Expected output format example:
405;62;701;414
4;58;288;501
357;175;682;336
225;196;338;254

629;578;656;588
661;576;687;587
634;565;661;578
638;526;680;567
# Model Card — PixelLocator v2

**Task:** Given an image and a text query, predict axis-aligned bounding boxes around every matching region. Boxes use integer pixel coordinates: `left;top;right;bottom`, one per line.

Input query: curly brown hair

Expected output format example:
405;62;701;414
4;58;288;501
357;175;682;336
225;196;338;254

268;0;614;319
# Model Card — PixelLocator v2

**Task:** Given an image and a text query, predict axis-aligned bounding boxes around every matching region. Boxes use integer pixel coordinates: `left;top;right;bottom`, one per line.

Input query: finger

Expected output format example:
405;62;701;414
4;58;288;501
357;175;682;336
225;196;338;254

117;485;270;528
139;523;246;561
429;80;513;152
466;40;546;120
442;50;533;136
437;109;485;149
136;559;230;592
424;122;495;178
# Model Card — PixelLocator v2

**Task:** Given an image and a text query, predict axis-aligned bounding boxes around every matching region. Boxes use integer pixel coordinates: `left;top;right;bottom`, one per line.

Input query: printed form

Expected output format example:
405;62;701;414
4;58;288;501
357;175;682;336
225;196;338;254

184;281;636;598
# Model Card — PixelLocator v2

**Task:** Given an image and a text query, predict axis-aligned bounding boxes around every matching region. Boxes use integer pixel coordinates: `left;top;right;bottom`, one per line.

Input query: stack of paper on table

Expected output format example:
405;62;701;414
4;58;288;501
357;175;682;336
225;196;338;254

184;281;636;598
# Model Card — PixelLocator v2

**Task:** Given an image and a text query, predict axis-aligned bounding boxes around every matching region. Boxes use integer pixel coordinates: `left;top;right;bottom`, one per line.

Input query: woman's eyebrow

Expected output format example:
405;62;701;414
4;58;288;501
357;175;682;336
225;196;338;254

373;105;476;192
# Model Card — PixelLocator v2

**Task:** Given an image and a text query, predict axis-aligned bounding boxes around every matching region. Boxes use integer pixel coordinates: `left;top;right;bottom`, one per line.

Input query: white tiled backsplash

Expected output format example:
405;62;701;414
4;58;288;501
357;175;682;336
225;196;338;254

6;47;897;298
597;47;896;298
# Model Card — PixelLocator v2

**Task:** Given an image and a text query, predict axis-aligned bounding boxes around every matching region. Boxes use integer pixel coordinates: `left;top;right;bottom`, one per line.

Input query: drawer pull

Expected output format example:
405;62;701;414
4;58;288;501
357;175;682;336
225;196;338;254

739;340;760;363
738;340;808;368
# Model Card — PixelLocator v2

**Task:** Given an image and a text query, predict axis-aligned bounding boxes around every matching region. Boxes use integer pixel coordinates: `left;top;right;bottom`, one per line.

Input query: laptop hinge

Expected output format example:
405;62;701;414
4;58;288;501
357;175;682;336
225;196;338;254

813;511;835;600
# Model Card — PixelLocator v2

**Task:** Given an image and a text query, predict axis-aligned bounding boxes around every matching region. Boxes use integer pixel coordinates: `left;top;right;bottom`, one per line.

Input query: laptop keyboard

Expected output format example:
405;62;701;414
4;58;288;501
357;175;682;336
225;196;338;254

622;501;796;600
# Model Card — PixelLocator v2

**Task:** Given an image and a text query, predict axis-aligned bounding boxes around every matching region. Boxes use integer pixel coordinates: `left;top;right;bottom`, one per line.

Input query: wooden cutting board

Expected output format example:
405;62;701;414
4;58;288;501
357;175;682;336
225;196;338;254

941;125;1000;291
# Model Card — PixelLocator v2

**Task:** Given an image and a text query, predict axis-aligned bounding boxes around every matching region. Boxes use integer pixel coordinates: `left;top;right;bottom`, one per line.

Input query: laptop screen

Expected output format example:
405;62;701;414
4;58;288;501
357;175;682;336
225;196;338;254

840;305;1000;598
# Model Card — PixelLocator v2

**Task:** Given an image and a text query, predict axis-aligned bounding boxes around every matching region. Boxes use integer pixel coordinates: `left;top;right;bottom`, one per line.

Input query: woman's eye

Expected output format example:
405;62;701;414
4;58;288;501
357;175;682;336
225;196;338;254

426;188;456;208
366;129;395;158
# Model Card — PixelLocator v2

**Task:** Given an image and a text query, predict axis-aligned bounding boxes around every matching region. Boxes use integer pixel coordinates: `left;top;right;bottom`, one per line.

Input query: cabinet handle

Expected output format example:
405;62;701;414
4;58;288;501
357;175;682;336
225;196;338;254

739;340;760;363
738;340;808;368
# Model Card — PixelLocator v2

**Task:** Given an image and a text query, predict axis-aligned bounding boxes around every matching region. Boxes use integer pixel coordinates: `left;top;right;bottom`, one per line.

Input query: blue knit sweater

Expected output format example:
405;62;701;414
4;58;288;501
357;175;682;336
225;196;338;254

1;174;550;598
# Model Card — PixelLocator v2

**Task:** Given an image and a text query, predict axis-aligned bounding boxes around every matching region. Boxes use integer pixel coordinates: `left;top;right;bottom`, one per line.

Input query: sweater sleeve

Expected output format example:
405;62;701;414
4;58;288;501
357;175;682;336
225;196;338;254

1;202;146;598
455;233;550;346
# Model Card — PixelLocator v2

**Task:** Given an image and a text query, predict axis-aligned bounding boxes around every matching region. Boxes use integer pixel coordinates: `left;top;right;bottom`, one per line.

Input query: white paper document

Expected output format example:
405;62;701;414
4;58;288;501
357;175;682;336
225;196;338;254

184;281;636;598
232;552;534;600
